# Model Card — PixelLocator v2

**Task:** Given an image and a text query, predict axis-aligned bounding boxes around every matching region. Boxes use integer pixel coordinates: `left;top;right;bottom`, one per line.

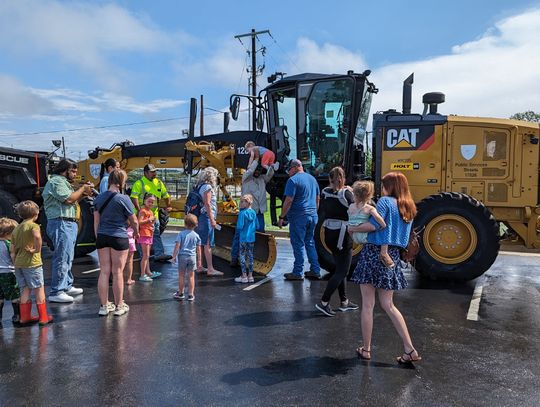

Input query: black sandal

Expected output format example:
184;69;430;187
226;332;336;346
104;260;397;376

397;349;422;364
356;346;371;360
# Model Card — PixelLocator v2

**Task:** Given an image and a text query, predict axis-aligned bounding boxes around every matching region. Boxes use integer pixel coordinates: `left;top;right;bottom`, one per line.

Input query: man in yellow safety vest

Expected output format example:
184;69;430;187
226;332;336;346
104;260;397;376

130;164;173;262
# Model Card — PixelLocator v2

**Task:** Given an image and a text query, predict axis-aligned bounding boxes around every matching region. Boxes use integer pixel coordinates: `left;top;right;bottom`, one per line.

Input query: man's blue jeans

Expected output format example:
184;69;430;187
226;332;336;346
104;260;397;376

289;214;321;277
47;219;77;295
231;213;265;261
152;218;165;257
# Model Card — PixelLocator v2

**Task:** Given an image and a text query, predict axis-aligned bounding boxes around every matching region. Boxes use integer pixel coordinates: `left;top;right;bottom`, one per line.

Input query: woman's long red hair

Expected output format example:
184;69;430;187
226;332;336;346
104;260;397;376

381;172;416;223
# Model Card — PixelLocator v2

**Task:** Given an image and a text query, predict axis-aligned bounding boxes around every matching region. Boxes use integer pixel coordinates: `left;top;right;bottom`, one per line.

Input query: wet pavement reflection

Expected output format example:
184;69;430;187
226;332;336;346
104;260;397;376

1;233;539;406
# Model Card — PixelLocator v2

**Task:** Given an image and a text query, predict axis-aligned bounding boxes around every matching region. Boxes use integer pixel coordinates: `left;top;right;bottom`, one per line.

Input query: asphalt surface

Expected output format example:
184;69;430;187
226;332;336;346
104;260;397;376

0;232;539;407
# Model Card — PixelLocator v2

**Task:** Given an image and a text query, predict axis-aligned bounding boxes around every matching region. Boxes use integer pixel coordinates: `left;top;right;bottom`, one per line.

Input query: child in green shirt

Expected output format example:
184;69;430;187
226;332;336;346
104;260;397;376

11;201;53;326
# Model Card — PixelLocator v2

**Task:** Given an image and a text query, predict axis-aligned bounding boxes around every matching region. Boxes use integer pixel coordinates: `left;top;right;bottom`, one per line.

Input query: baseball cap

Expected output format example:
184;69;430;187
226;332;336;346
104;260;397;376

286;159;302;171
144;164;158;172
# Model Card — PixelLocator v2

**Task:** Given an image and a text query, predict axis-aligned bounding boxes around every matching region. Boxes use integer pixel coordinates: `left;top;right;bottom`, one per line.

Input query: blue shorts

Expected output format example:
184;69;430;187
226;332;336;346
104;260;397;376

177;255;196;273
15;266;44;289
196;213;214;247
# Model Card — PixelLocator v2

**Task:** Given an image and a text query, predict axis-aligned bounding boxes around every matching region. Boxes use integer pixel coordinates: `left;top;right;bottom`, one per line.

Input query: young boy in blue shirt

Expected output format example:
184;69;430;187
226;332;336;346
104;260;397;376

234;194;257;284
172;214;201;301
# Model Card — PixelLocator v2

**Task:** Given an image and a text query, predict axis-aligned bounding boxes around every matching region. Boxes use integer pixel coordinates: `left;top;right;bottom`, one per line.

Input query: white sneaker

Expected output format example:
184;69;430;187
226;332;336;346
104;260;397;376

234;276;248;283
49;292;74;303
107;301;116;312
98;304;109;316
113;302;129;316
66;287;84;296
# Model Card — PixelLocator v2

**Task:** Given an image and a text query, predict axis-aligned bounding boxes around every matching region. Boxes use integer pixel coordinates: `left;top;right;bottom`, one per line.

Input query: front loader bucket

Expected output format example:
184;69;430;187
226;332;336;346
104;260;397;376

213;224;277;275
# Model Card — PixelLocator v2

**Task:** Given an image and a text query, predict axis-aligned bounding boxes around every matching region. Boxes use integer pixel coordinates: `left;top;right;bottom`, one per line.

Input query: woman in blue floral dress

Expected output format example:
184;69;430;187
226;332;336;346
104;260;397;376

348;172;422;364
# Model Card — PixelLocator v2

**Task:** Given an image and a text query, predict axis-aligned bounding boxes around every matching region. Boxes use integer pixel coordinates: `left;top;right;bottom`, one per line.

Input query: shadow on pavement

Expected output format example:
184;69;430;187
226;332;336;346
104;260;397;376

225;310;321;327
222;356;358;386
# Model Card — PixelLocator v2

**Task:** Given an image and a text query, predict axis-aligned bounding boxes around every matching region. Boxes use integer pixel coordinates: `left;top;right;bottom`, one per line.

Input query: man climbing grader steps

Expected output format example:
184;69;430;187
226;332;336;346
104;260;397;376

2;70;539;282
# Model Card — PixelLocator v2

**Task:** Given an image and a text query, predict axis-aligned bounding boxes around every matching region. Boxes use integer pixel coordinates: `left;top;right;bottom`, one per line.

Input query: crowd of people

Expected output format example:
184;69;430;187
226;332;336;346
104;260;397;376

0;140;421;364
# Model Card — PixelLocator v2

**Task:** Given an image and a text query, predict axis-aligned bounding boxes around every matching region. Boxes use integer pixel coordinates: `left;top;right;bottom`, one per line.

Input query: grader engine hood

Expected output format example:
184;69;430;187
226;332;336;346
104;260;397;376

120;130;270;170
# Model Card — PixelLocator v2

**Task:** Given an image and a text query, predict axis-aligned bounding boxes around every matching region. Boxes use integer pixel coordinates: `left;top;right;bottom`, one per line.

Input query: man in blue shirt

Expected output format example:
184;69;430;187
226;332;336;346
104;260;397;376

278;159;321;280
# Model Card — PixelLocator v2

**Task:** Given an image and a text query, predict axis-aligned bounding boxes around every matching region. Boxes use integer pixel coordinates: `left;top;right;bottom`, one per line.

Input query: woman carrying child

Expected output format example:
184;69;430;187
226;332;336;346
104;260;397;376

171;214;201;301
94;169;139;316
348;171;421;364
11;201;53;325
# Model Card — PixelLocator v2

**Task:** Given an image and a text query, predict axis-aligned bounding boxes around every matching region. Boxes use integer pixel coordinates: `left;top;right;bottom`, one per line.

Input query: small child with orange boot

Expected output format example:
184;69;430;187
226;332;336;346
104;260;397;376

172;214;201;301
0;217;21;326
11;201;53;326
137;193;161;282
245;141;279;171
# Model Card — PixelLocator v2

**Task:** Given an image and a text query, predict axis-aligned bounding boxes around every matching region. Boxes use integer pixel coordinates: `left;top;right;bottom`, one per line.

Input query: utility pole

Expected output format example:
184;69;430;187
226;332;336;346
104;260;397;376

234;28;270;131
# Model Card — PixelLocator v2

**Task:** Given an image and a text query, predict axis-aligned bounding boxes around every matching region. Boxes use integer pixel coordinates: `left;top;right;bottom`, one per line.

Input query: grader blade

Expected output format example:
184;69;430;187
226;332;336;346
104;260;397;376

213;224;277;275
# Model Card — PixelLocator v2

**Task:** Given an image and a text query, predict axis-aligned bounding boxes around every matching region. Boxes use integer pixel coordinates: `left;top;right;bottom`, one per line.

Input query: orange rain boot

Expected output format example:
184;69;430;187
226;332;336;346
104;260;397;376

19;301;39;325
37;302;53;326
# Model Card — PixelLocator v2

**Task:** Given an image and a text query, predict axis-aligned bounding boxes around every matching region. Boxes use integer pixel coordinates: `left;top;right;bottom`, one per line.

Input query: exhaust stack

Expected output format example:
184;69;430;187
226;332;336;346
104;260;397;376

402;73;414;114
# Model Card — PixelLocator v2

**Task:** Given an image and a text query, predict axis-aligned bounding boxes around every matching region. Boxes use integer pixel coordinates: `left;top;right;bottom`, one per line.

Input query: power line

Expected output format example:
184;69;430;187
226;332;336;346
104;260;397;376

267;32;300;72
0;111;226;137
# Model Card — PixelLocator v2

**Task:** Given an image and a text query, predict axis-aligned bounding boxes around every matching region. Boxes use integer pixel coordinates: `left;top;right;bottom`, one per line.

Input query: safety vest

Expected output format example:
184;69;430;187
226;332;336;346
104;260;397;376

130;176;168;216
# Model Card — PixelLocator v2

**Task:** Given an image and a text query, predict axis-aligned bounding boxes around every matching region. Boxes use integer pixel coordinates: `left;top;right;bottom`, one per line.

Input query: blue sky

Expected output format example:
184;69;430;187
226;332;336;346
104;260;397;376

1;0;539;158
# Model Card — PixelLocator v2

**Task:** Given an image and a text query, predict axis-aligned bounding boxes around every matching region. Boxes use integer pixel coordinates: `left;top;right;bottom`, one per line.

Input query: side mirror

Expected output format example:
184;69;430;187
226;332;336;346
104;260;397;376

256;109;264;130
230;96;240;121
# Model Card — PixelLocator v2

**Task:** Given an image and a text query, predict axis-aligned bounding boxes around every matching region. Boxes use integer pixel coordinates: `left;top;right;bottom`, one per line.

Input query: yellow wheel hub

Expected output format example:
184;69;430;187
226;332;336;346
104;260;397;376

320;227;363;257
423;214;477;264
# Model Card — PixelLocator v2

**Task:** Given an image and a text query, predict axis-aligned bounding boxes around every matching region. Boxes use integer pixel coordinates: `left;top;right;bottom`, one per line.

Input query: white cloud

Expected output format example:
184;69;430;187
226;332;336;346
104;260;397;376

369;8;540;118
286;38;368;75
174;38;246;91
31;87;186;115
0;75;54;116
0;1;178;89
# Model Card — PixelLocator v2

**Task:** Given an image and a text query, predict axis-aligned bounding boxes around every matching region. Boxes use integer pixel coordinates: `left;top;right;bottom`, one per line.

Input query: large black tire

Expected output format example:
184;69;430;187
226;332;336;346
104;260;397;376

315;220;362;278
414;192;500;281
158;208;169;235
0;189;19;219
74;197;96;257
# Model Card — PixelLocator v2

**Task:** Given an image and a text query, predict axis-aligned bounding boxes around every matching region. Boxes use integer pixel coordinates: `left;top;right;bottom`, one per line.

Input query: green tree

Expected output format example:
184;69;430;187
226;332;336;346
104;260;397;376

510;111;540;122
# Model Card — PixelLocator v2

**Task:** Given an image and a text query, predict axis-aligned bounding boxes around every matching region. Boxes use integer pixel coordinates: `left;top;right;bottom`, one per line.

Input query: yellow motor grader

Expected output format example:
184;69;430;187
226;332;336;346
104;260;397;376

74;70;539;281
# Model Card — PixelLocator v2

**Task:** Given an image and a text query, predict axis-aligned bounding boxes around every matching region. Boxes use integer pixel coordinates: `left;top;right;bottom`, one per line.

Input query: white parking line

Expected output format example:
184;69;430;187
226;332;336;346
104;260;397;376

243;275;273;291
467;276;485;321
499;251;540;257
81;267;100;274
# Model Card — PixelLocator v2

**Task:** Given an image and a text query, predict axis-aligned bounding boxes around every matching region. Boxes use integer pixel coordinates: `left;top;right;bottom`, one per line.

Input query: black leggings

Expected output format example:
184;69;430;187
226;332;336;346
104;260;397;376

321;230;352;303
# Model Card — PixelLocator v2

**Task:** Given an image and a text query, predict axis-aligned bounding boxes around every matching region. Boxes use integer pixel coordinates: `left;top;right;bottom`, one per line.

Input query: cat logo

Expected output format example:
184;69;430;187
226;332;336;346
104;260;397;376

386;128;420;149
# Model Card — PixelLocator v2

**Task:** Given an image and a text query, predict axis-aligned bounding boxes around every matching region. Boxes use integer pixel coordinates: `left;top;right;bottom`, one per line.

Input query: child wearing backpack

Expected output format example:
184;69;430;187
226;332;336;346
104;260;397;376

234;194;257;284
171;214;201;301
0;217;21;325
11;201;53;326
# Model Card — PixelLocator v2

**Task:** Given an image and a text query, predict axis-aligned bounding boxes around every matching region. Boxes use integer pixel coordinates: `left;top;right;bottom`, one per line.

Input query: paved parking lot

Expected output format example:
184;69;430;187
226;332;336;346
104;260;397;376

0;232;539;406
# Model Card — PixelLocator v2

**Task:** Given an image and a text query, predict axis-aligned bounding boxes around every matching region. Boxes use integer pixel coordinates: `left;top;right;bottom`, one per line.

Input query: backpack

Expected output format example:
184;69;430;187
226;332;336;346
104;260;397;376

184;184;204;217
321;187;350;208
